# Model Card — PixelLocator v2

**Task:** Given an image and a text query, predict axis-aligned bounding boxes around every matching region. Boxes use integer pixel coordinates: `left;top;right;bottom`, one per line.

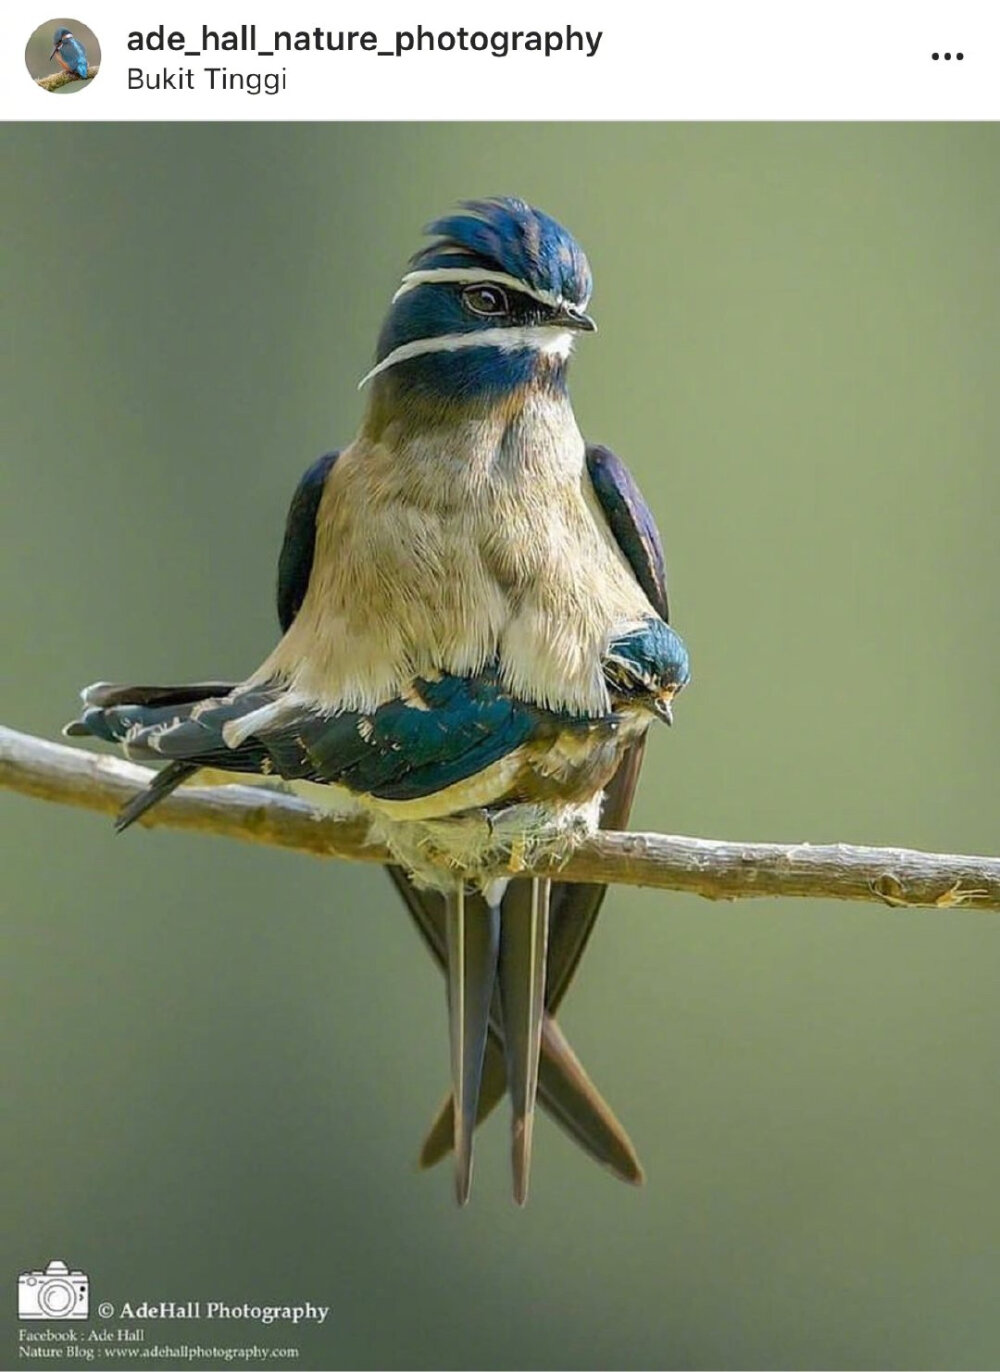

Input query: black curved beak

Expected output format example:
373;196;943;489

554;305;597;333
50;43;60;59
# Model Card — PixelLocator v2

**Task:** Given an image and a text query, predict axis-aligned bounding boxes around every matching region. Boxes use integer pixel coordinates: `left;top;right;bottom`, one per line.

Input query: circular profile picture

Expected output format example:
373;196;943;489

25;18;100;92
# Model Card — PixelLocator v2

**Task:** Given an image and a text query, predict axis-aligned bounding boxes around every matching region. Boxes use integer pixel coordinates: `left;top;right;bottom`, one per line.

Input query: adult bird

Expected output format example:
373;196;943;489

66;198;691;1205
50;27;88;79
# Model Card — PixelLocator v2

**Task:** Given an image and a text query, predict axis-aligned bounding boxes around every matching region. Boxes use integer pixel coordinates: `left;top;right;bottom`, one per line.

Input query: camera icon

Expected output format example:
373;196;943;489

18;1260;89;1319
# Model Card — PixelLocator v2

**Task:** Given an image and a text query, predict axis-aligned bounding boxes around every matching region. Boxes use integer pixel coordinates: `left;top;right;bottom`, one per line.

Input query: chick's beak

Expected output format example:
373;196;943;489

555;305;597;333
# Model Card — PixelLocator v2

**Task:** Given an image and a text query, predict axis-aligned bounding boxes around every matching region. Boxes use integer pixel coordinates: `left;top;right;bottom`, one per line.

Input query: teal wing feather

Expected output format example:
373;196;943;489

69;669;570;803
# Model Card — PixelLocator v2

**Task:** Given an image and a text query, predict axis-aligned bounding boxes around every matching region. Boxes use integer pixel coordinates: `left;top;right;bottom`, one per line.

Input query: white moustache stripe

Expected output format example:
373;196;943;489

392;268;576;312
357;327;575;389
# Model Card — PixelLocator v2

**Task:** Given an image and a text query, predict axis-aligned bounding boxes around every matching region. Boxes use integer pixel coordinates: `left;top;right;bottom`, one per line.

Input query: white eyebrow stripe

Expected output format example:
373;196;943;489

358;326;575;389
392;268;574;312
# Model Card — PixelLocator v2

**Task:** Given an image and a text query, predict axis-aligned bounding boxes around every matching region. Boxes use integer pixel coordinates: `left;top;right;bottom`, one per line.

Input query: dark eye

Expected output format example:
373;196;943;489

462;284;509;317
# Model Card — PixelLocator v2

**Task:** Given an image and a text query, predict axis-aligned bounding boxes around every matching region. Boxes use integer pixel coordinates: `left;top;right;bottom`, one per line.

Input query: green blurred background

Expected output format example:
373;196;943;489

3;125;999;1370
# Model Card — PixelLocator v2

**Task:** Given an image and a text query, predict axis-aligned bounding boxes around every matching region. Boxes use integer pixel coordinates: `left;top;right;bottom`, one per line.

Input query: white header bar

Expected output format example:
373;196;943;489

3;0;999;120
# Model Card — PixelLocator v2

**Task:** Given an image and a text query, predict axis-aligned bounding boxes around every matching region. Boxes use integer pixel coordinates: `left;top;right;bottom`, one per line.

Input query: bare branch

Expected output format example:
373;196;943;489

2;724;999;911
36;67;98;92
0;725;375;863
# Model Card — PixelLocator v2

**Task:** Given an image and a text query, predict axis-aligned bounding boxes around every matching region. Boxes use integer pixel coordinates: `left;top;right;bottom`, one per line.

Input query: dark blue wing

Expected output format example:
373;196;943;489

586;444;669;622
71;669;573;804
277;450;340;633
284;671;553;801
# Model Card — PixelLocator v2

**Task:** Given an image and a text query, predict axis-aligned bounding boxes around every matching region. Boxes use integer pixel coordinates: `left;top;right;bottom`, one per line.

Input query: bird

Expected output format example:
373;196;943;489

49;28;88;80
65;197;691;1205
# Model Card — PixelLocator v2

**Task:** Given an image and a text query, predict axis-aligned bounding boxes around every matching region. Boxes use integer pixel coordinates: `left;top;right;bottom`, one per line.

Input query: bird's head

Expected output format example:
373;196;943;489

50;27;72;57
650;624;692;725
361;198;595;403
604;620;692;726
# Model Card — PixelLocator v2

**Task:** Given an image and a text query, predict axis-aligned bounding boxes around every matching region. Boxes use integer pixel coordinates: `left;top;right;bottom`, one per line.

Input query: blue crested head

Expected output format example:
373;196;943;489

622;620;691;690
52;26;71;42
605;619;691;725
362;198;595;403
655;621;692;692
412;198;592;307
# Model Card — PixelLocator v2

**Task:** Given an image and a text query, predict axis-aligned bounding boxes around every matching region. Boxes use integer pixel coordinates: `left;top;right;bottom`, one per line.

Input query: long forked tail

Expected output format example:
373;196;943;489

418;1017;644;1187
390;869;643;1188
395;742;650;1197
498;878;550;1205
440;876;564;1205
445;885;499;1205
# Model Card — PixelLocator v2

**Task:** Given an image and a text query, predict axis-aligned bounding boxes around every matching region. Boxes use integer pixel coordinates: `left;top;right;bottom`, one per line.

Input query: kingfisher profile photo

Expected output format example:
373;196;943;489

25;18;98;91
66;197;691;1205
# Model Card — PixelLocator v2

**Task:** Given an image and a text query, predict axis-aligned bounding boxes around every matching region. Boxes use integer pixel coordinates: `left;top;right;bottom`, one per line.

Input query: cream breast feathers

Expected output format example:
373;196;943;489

257;389;655;715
